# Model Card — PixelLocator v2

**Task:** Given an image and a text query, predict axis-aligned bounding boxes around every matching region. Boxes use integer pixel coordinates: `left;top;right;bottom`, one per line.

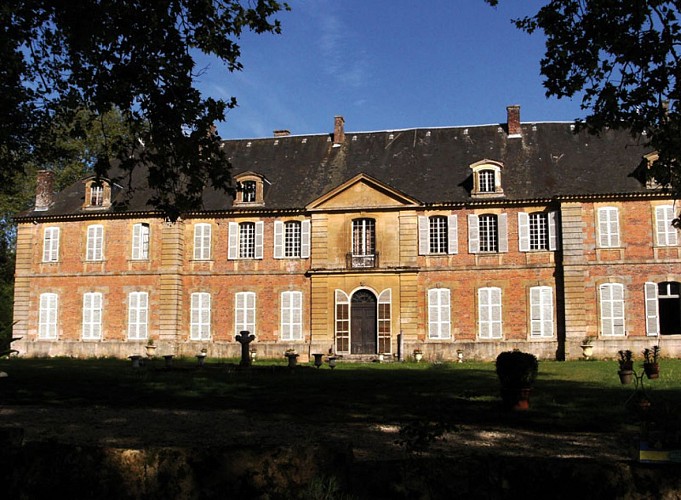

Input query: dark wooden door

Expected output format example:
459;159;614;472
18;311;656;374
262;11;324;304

351;291;377;354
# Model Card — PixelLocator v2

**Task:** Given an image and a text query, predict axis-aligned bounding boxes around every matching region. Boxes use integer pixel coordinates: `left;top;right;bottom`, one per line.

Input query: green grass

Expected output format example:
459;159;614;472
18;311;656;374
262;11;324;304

1;356;679;437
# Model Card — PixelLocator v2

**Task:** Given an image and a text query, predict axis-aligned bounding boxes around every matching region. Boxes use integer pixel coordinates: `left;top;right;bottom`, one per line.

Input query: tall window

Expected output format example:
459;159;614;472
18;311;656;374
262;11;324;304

86;225;104;261
519;212;558;252
281;291;302;340
131;223;150;260
193;223;211;260
335;290;350;353
228;222;264;259
190;292;211;340
378;289;392;353
479;214;498;252
284;222;301;257
529;213;548;250
600;283;625;336
235;291;256;336
530;286;554;338
128;292;148;340
655;205;678;246
43;227;60;262
239;222;256;258
597;207;620;248
82;292;102;340
352;218;375;255
478;287;502;339
419;215;457;255
90;185;103;206
428;288;451;339
38;293;58;339
429;216;448;253
479;169;495;192
274;220;310;259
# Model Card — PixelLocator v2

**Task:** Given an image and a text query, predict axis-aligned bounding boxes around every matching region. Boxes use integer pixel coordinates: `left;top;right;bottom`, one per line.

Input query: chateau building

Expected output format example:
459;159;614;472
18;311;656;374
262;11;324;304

12;106;681;360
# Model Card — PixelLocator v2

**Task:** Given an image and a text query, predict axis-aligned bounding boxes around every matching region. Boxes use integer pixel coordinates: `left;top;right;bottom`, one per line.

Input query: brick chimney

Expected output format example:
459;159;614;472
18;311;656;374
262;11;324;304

35;170;55;211
333;115;345;146
273;129;290;137
506;105;521;138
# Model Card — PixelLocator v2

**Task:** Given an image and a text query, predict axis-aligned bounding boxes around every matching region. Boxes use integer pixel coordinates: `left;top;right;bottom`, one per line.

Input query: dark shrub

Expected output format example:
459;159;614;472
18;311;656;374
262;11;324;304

495;350;538;389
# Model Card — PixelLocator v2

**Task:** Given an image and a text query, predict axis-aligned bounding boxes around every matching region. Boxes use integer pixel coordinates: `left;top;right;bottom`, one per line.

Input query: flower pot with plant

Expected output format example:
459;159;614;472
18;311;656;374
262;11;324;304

495;350;538;410
413;349;423;363
618;349;634;384
285;348;299;367
145;338;157;358
580;336;595;360
643;346;660;379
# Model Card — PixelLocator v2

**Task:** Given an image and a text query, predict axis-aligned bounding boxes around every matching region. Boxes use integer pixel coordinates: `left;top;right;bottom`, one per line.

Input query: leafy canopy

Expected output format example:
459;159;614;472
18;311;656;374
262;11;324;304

487;1;681;197
1;0;289;218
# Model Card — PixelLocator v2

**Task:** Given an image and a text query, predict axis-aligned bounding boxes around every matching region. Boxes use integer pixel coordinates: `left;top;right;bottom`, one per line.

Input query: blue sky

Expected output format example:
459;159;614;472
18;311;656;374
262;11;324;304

195;0;585;140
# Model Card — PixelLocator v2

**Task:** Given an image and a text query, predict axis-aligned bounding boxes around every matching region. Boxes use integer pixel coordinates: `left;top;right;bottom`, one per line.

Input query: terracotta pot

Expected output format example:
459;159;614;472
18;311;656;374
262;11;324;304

618;369;634;384
500;387;532;411
643;362;659;379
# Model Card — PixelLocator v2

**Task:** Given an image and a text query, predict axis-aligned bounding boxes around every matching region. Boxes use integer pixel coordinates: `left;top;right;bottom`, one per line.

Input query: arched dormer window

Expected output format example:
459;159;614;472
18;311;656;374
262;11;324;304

233;172;268;206
470;160;504;198
83;177;112;209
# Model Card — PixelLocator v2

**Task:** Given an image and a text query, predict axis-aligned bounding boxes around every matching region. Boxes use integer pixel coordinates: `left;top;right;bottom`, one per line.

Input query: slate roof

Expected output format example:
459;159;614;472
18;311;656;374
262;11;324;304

21;118;655;218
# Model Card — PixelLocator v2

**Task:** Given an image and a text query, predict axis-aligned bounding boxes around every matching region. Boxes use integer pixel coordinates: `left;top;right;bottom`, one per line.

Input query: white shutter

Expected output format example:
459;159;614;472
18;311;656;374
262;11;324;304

468;214;479;253
600;284;613;336
598;207;619;247
43;227;60;262
548;211;558;251
491;288;502;338
228;222;238;260
530;286;553;338
301;219;311;258
255;221;264;259
447;215;458;254
498;214;508;253
274;221;284;259
598;208;609;247
656;205;678;246
418;216;429;255
518;212;530;252
645;282;659;336
132;224;141;259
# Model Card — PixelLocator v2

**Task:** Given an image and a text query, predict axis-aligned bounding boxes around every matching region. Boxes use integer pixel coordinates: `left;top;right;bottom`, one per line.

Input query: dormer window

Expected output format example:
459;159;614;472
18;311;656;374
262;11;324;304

233;172;268;206
83;178;112;209
470;160;504;198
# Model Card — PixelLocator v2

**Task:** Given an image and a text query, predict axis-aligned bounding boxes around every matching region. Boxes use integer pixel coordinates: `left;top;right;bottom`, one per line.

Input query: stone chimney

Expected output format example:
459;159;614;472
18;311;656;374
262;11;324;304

273;129;290;137
35;170;55;211
333;115;345;146
506;105;521;138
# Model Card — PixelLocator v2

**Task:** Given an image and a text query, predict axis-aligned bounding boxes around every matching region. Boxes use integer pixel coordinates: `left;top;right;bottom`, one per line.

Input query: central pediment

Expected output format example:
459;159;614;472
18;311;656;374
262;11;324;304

306;173;421;210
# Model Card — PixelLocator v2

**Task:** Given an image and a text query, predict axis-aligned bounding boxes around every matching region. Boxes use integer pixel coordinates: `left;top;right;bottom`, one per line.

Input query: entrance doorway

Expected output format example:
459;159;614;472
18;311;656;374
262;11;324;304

351;290;377;354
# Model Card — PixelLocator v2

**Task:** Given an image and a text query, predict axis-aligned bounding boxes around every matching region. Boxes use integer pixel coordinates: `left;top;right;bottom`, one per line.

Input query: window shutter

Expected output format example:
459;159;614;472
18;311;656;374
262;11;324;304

656;205;677;247
541;287;554;337
132;224;141;259
491;288;502;338
468;214;479;253
274;221;284;259
598;208;610;247
600;284;613;336
645;282;659;336
498;213;508;253
228;222;238;260
518;212;530;252
441;289;451;338
418;216;429;255
447;215;458;254
255;222;264;259
548;211;558;251
301;219;311;258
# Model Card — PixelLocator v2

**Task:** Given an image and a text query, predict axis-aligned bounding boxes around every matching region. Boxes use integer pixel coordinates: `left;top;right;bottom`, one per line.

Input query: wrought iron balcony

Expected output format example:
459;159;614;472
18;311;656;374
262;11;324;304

346;252;379;269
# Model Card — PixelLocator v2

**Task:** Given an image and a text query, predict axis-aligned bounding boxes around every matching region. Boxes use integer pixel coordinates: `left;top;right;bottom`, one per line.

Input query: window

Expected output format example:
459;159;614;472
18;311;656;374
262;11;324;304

228;221;264;259
530;286;554;338
274;220;311;258
419;215;458;255
335;290;350;353
128;292;148;340
478;287;502;339
518;212;558;251
468;214;508;253
42;227;60;262
600;283;625;336
235;291;256;336
428;288;451;339
190;292;211;340
193;223;211;260
597;207;620;248
378;289;392;353
242;180;256;203
86;225;104;261
281;291;302;340
38;293;58;339
479;170;495;193
352;218;375;256
131;223;150;260
82;292;102;340
90;185;103;206
646;281;681;336
655;205;678;246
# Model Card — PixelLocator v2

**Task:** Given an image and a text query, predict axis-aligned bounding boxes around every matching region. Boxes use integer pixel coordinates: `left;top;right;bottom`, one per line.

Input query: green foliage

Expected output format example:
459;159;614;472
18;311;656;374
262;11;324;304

495;350;539;388
487;1;681;200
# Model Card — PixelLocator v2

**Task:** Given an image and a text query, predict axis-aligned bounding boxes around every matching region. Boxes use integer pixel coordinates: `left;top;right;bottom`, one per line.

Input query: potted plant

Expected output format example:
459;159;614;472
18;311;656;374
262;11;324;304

285;348;299;367
413;349;423;363
580;336;595;360
617;349;634;384
495;350;538;410
643;346;660;379
145;338;157;357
